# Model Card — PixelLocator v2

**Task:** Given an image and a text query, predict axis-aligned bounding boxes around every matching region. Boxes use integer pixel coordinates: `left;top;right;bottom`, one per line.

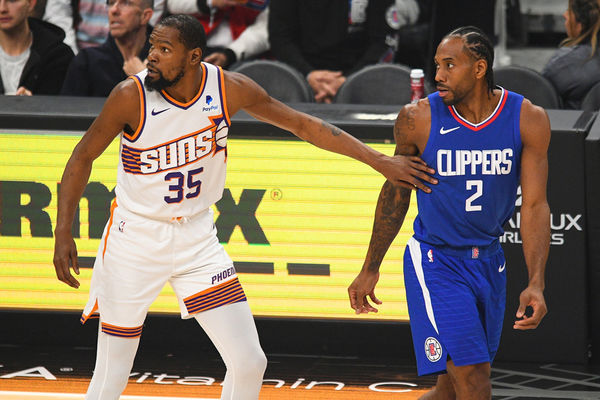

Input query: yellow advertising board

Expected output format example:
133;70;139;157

0;131;417;320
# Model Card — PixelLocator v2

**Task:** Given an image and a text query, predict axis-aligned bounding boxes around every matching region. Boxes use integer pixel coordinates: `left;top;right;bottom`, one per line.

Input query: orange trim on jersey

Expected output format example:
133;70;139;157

102;199;118;260
160;63;207;109
448;89;507;131
80;299;99;324
123;76;146;142
218;66;231;126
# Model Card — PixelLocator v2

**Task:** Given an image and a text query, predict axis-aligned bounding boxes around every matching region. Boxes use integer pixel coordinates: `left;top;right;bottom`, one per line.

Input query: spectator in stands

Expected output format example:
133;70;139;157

268;0;397;103
542;0;600;109
167;0;269;69
35;0;78;53
61;0;153;97
75;0;163;49
0;0;74;95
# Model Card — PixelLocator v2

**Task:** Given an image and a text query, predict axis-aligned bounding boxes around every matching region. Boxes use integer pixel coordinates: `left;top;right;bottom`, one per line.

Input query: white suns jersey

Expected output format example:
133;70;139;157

115;62;230;220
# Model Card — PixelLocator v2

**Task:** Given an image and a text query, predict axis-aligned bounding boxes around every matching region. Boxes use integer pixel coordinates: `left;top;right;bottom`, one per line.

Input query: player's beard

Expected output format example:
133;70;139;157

144;66;185;92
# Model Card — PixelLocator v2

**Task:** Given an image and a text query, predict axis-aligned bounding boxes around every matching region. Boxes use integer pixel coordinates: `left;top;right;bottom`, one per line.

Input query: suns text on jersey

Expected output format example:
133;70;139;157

135;127;227;174
436;149;513;176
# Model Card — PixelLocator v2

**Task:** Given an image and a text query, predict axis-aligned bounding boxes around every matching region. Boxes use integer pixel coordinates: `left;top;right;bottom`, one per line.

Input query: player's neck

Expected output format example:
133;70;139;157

162;67;204;103
453;87;502;125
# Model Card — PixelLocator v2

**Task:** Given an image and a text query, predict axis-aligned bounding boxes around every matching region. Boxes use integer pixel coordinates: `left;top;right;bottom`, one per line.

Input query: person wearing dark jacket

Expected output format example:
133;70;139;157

268;0;397;103
61;0;153;97
0;0;74;95
542;0;600;109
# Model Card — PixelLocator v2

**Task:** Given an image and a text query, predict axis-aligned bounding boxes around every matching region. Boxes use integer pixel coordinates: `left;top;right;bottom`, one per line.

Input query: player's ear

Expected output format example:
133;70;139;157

474;58;487;80
190;48;202;66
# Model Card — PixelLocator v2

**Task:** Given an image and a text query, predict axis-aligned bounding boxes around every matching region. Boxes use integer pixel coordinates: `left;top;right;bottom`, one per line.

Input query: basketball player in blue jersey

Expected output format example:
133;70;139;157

348;26;551;399
53;14;436;400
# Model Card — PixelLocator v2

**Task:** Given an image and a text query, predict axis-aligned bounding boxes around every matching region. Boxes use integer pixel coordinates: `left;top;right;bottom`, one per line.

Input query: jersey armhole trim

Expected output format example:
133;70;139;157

123;75;146;143
218;66;231;126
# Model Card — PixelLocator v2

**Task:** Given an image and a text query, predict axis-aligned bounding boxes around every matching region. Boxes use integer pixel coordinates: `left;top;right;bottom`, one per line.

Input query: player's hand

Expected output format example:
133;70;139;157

380;155;437;193
513;285;546;330
348;269;382;314
53;230;81;289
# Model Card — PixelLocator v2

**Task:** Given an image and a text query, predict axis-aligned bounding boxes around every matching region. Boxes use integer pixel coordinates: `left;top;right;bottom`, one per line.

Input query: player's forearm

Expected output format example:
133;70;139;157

363;182;411;272
55;151;94;235
519;201;550;289
296;116;389;174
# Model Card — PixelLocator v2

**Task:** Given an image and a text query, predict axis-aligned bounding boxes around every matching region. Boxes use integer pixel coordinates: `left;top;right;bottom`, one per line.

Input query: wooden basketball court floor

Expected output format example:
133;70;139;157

2;342;600;399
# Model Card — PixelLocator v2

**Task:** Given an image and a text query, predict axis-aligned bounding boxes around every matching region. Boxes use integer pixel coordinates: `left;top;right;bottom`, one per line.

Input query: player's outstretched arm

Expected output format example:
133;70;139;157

53;80;140;288
223;71;437;191
348;104;429;314
514;99;551;330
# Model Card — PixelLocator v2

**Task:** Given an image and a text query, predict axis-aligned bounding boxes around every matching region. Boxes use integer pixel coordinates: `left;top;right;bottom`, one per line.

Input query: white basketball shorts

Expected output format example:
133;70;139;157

80;200;246;338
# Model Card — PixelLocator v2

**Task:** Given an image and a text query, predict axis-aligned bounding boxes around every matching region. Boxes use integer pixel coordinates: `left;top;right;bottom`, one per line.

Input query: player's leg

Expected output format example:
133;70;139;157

85;324;141;400
194;301;267;400
83;206;172;399
446;360;491;399
419;373;455;400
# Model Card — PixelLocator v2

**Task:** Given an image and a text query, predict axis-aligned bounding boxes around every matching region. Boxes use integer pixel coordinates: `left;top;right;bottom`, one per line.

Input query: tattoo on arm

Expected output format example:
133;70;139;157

365;181;412;271
393;106;418;156
321;120;343;137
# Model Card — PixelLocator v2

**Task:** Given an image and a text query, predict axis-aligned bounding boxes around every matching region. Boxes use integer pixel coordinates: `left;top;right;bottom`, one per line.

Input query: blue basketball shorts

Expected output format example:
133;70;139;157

403;237;507;376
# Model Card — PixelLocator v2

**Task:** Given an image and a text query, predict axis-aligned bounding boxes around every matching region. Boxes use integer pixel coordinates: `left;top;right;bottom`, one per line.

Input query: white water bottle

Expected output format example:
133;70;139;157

410;69;425;103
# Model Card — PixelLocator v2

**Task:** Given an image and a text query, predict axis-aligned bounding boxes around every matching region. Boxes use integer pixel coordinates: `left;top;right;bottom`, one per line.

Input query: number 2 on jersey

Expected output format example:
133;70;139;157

164;167;203;204
465;180;483;211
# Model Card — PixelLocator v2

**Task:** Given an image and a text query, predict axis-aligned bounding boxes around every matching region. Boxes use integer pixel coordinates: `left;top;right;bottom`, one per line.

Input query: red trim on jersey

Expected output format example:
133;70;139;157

448;89;507;131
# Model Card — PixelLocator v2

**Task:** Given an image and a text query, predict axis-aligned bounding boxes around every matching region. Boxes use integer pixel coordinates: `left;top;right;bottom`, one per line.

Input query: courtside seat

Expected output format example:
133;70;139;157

581;81;600;111
334;64;413;105
232;60;314;103
493;65;561;109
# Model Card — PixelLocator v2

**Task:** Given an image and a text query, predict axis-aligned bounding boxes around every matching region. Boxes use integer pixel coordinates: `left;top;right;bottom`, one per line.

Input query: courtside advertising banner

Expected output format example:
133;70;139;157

0;131;416;320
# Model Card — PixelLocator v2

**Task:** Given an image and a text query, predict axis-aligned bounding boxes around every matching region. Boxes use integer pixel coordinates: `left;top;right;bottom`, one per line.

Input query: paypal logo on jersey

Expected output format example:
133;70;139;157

203;95;219;112
436;148;513;176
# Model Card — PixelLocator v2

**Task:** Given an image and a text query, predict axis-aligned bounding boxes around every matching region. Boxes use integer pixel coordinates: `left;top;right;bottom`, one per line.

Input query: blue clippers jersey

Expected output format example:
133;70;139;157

413;88;523;248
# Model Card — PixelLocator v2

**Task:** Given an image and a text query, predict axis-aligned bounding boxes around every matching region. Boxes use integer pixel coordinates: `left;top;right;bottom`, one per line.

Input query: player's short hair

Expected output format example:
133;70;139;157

444;26;495;94
156;14;207;54
141;0;154;9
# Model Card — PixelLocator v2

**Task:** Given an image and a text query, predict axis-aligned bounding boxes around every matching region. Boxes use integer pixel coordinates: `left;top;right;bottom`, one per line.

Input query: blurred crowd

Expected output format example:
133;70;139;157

0;0;599;109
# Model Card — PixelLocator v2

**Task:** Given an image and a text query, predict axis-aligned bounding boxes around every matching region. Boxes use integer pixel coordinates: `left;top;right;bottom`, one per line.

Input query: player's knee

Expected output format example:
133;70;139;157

455;366;491;398
242;347;267;376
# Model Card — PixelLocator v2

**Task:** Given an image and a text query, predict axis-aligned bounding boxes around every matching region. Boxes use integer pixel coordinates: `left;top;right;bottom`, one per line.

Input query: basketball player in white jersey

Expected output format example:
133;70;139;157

53;14;437;400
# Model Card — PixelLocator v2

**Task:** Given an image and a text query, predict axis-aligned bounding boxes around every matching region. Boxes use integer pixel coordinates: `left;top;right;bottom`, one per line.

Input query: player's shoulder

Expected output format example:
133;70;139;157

109;77;142;102
395;98;431;133
519;98;550;145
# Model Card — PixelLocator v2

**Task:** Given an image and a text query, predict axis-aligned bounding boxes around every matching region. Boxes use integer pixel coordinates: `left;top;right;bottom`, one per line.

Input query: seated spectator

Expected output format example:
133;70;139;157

41;0;78;53
542;0;600;109
61;0;153;97
268;0;397;103
167;0;269;69
75;0;163;49
0;0;74;95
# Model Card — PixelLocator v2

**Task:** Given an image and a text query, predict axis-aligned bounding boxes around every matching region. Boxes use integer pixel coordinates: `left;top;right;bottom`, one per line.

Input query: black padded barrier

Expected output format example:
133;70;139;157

0;96;598;365
585;112;600;364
